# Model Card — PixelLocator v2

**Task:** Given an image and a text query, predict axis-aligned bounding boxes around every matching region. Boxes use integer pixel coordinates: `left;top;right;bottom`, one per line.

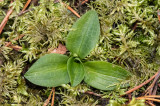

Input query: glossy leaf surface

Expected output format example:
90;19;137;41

67;57;85;86
24;54;70;87
84;61;130;90
66;10;100;59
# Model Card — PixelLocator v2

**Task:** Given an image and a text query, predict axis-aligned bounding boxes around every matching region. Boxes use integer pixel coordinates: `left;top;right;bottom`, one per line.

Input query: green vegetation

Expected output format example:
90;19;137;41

0;0;160;105
24;10;130;91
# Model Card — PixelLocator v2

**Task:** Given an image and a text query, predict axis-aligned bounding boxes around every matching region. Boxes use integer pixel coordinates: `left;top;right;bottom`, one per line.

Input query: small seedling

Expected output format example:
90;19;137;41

24;10;130;90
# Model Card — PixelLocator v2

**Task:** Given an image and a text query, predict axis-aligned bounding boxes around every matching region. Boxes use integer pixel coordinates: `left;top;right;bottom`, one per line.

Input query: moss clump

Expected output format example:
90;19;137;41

1;0;160;105
0;0;76;105
88;0;160;87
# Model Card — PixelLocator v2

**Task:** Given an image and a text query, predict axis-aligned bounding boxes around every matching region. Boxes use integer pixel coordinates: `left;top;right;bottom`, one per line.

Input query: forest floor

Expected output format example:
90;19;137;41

1;0;160;106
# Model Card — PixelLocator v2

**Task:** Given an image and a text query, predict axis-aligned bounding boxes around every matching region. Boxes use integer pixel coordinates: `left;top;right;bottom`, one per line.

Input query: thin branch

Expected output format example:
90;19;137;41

146;101;156;106
9;45;22;51
128;93;132;102
158;9;160;23
5;34;25;47
137;97;160;103
43;88;54;106
51;88;55;106
81;0;88;5
85;91;102;97
18;8;34;16
124;70;160;95
145;72;160;95
138;95;160;98
21;0;31;12
63;3;80;18
0;1;14;35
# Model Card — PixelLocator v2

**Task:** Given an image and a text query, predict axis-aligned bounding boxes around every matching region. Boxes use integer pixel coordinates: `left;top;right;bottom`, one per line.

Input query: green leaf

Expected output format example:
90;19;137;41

66;10;100;59
84;61;130;90
67;57;85;87
24;54;70;87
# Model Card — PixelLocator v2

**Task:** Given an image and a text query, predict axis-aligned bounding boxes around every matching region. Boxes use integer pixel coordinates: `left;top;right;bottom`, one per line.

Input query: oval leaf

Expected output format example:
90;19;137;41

84;61;130;90
67;57;85;87
24;54;70;87
66;10;100;59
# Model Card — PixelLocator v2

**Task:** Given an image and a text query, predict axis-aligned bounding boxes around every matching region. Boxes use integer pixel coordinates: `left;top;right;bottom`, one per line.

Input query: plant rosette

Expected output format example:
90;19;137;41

24;10;131;90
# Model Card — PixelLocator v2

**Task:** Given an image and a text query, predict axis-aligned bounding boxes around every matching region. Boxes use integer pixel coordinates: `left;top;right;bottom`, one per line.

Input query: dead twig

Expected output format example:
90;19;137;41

138;95;160;98
85;91;102;97
51;88;55;106
5;34;24;51
128;93;132;102
158;9;160;23
43;88;54;106
63;3;80;18
146;101;156;106
124;70;160;106
137;97;160;103
9;45;22;51
136;95;160;106
81;0;88;5
21;0;31;12
145;72;160;95
5;34;25;47
124;70;160;95
18;8;34;16
0;1;14;35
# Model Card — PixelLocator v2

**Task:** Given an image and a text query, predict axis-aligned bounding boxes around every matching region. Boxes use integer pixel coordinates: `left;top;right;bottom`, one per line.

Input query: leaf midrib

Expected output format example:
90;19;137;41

77;14;94;58
86;68;126;80
28;66;66;75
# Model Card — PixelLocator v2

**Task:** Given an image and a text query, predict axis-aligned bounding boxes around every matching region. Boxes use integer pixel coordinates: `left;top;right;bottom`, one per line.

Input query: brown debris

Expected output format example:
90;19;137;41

43;88;55;106
0;1;14;35
48;43;67;54
122;69;160;106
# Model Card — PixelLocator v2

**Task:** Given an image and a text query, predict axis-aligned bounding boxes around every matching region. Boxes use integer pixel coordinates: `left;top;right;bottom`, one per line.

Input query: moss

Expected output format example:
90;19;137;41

0;0;77;105
1;0;160;105
88;0;159;86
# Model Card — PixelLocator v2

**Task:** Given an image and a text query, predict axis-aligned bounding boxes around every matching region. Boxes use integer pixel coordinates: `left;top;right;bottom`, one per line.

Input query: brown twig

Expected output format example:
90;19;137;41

158;83;160;88
21;0;31;12
51;88;55;106
140;95;160;98
145;72;160;95
5;34;25;47
5;34;24;51
18;8;34;16
128;93;132;102
85;91;102;97
9;45;22;51
124;71;160;95
158;9;160;23
0;1;14;35
146;101;156;106
137;97;160;103
63;3;80;18
43;88;54;106
81;0;88;5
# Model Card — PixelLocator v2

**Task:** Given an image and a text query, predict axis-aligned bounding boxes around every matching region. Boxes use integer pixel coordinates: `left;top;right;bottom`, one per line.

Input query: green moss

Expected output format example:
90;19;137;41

1;0;160;105
88;0;160;86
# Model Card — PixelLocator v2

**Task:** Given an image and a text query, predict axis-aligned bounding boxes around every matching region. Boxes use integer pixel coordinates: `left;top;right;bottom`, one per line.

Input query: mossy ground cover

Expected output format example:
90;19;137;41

0;0;160;105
